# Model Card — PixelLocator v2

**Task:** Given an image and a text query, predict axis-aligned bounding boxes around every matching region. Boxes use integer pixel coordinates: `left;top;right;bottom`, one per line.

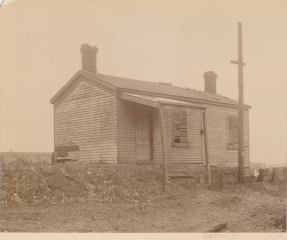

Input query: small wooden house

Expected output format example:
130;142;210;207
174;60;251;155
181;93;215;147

50;44;251;169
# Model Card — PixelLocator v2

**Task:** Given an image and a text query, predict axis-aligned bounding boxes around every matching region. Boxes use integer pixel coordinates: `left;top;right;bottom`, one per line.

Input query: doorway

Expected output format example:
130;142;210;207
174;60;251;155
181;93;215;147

135;108;153;161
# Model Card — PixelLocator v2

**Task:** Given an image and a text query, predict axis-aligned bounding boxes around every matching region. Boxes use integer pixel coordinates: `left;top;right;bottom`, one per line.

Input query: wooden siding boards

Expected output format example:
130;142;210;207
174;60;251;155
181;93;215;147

202;104;250;167
54;75;118;163
153;107;205;164
53;73;250;167
152;103;250;167
116;97;137;163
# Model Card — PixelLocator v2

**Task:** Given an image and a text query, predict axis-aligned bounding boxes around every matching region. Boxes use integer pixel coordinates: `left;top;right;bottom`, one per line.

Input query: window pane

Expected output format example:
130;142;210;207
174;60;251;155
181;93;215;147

174;137;181;143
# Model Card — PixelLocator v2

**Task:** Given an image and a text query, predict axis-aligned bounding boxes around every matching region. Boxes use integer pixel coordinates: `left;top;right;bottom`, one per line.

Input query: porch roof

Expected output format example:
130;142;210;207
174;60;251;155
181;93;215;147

120;92;206;109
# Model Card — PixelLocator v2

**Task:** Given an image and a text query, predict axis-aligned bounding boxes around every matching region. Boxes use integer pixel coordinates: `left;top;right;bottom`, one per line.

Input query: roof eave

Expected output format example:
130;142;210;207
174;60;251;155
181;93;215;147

158;100;206;109
50;71;252;110
50;70;82;104
192;89;252;108
117;88;251;109
50;70;116;104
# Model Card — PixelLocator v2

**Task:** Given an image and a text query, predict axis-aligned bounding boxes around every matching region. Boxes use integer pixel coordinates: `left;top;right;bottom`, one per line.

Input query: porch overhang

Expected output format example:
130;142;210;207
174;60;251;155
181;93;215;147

120;92;206;109
120;92;210;184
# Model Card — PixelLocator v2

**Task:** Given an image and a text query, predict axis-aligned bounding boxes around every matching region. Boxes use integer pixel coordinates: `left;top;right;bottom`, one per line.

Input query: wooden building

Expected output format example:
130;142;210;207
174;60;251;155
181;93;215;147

50;44;251;170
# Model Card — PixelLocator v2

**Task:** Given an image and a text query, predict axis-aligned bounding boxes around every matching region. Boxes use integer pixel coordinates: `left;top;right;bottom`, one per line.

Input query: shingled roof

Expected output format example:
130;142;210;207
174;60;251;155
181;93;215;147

50;70;251;108
87;71;250;107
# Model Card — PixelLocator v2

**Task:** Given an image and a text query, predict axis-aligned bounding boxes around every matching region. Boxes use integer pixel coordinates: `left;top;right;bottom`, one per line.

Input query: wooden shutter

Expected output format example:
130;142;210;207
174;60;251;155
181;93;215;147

172;110;188;147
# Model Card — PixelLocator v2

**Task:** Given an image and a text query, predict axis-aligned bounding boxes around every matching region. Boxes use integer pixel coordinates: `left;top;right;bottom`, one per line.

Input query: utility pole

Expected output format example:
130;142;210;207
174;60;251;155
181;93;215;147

231;22;246;183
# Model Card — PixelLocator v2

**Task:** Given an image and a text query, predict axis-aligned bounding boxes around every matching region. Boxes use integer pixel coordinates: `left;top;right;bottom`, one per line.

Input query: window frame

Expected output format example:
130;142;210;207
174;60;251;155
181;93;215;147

172;110;188;148
227;114;238;150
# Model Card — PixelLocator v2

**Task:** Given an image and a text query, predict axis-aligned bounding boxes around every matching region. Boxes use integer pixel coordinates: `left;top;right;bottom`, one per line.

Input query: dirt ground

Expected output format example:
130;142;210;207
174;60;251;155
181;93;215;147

0;181;286;233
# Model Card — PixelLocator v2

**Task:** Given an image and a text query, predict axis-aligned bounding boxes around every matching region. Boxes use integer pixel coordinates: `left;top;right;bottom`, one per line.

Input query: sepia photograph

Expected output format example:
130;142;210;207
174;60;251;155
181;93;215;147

0;0;286;235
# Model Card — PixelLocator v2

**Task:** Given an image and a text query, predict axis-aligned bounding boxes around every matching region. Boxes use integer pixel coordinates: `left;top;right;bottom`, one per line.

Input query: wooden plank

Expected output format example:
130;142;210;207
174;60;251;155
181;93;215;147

54;77;118;163
203;112;211;184
56;94;116;105
159;105;168;183
116;98;136;160
161;104;206;112
116;88;251;109
120;92;160;109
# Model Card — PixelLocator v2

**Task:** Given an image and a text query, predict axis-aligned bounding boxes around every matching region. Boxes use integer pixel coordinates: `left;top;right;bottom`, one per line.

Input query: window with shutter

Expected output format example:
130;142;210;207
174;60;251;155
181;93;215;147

227;115;238;150
172;110;188;147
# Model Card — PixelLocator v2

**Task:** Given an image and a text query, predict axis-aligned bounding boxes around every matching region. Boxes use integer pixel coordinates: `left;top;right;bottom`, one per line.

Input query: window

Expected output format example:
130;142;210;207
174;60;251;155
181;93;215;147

227;115;238;150
172;110;188;147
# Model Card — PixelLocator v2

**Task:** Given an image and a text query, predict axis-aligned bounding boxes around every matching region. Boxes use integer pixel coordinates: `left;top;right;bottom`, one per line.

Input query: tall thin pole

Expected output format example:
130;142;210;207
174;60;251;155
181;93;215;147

238;22;245;183
203;112;211;184
159;105;168;189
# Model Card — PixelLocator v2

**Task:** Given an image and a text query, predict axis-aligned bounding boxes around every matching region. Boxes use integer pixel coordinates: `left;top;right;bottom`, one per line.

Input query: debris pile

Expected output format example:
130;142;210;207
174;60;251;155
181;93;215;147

1;158;185;205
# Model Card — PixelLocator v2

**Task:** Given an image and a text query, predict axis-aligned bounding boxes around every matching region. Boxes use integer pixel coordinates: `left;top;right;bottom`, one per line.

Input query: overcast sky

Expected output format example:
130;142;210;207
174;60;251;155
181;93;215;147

1;0;286;165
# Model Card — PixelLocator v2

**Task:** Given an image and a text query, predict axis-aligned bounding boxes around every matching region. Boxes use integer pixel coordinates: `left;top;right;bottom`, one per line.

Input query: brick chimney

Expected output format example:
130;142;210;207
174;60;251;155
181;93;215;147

80;44;98;73
203;71;217;94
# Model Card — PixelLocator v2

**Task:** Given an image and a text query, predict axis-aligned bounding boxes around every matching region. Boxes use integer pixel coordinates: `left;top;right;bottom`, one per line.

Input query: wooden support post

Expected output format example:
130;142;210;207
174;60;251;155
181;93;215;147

203;112;211;184
159;105;168;185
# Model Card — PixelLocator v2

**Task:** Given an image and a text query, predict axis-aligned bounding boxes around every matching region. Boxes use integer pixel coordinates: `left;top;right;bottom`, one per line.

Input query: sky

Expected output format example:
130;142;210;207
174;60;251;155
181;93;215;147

0;0;286;165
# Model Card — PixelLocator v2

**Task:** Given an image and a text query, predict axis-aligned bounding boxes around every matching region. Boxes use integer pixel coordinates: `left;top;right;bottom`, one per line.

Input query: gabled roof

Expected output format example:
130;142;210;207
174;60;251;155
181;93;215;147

50;70;251;108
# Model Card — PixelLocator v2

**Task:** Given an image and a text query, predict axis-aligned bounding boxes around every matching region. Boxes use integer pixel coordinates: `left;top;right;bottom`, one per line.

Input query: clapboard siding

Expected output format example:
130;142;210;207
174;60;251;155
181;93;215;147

51;68;251;167
153;107;205;164
116;97;137;163
54;75;118;163
53;74;250;166
151;103;250;167
201;104;250;167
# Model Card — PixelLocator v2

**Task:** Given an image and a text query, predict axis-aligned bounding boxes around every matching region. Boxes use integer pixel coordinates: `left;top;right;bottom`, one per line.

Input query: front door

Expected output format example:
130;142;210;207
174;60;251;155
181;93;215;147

136;109;153;161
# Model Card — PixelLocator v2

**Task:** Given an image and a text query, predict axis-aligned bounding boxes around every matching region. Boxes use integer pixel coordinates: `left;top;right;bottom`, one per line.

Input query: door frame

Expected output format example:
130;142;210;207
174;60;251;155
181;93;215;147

135;107;154;162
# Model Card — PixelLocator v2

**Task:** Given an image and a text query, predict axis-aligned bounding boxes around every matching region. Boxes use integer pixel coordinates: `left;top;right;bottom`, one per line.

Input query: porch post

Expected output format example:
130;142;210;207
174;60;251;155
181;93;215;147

159;105;168;183
203;111;211;184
